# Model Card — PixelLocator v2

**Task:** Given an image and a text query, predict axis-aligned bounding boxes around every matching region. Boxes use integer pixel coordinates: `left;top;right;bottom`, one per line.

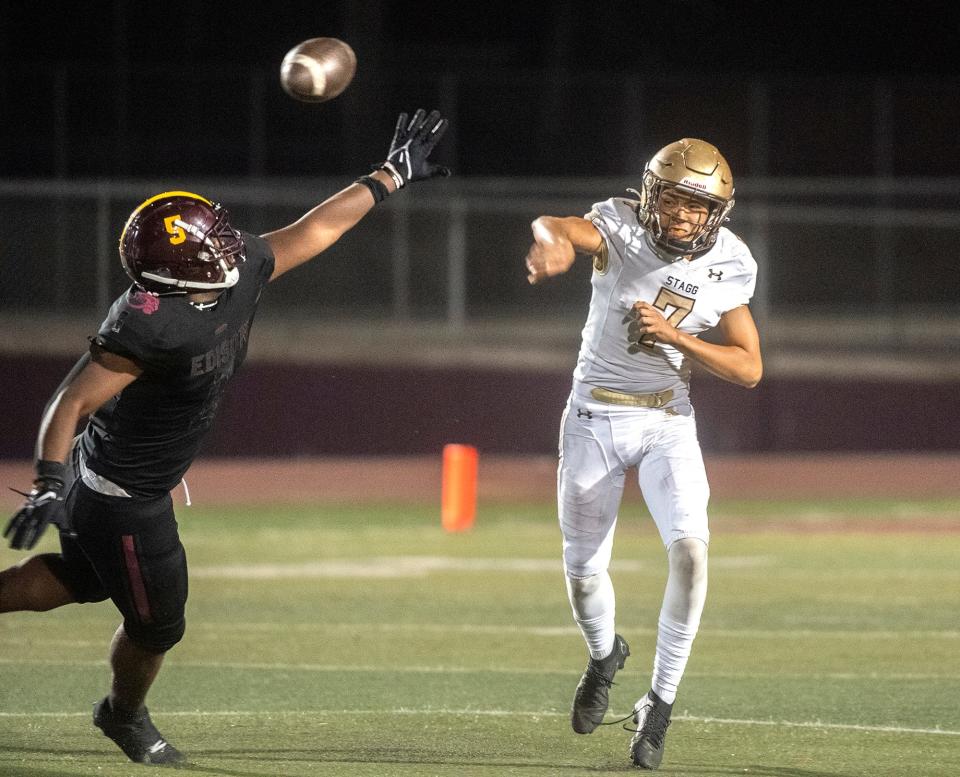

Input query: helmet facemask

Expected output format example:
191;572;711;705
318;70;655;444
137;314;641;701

641;172;734;256
634;138;736;257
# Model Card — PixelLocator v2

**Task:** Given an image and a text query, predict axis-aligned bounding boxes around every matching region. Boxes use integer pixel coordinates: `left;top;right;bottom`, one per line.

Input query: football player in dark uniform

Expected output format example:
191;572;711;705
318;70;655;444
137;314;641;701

1;109;449;766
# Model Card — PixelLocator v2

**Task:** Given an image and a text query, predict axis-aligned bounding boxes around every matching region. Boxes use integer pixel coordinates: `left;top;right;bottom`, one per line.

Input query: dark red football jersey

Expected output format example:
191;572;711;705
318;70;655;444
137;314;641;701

80;232;275;496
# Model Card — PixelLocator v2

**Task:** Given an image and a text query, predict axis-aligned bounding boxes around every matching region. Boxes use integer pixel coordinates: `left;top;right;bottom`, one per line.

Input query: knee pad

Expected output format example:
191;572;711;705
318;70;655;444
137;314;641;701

123;616;186;654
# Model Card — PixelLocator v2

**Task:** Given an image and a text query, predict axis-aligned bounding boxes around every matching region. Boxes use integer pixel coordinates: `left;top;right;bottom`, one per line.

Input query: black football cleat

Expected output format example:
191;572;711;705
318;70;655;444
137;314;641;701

571;633;630;734
629;691;673;770
93;696;184;766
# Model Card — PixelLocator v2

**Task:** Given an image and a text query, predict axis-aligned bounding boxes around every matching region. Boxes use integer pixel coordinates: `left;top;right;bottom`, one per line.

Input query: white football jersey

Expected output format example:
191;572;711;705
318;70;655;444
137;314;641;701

573;197;757;402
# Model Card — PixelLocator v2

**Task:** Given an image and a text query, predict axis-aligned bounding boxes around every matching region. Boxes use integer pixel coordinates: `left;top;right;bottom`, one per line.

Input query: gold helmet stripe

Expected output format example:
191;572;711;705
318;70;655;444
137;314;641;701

119;191;213;246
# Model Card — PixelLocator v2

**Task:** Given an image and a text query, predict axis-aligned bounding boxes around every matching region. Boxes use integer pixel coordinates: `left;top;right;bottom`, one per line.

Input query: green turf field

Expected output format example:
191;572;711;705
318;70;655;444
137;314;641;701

1;499;958;776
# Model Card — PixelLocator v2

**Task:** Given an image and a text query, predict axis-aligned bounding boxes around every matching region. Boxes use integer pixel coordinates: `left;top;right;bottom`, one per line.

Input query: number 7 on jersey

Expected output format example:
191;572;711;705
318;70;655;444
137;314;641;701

627;287;695;352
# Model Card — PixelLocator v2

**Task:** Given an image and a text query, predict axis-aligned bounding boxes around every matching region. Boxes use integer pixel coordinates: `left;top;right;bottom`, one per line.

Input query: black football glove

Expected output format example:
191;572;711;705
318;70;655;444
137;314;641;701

381;109;450;187
5;473;67;551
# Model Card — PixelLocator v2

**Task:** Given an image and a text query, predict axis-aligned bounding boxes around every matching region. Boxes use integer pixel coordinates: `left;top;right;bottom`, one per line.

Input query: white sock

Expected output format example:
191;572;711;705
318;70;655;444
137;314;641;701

566;571;616;659
651;538;708;704
651;615;698;704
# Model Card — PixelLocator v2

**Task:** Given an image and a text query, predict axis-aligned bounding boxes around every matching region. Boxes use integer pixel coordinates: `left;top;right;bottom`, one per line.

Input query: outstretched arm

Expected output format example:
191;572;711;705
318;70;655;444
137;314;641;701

264;109;450;281
632;302;763;388
524;216;604;284
262;170;397;281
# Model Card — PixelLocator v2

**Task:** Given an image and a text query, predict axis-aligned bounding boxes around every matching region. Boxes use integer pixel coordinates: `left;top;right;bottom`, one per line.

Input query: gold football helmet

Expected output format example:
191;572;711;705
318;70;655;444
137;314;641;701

636;138;735;256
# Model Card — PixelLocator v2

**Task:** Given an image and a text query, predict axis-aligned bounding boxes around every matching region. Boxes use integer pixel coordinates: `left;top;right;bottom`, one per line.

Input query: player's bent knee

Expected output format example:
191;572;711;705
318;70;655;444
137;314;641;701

123;616;186;654
567;572;603;601
562;553;608;580
668;537;708;581
565;571;614;621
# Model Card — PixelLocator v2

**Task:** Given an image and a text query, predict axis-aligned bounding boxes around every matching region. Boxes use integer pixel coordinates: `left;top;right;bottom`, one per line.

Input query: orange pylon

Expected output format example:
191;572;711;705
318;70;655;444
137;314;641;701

441;444;478;532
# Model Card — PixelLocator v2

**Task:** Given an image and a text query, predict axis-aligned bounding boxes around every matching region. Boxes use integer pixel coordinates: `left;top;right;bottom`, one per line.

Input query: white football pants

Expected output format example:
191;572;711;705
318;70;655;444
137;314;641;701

558;386;710;701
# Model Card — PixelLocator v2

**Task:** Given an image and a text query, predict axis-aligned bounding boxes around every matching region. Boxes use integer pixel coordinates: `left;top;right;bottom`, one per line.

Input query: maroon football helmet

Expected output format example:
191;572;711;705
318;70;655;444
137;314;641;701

119;191;245;292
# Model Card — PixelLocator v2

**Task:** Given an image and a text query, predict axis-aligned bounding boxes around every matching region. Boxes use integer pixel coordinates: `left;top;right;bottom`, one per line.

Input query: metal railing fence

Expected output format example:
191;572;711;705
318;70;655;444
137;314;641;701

2;176;959;340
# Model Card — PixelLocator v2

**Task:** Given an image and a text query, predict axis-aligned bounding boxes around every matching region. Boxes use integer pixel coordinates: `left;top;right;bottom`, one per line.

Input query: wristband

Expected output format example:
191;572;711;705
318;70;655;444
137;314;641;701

379;161;405;190
354;175;390;203
35;459;66;487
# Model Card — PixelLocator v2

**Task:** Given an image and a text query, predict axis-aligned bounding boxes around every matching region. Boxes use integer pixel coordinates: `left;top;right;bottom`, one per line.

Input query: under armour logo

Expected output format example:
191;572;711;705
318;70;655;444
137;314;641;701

577;408;593;419
708;269;724;281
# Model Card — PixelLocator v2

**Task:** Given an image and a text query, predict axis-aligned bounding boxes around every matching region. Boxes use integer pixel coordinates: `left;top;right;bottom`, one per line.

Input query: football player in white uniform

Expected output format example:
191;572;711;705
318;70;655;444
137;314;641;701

525;139;762;770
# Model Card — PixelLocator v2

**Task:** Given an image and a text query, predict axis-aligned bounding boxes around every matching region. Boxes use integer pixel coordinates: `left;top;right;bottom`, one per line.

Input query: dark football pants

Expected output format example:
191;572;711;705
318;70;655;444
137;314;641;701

53;481;188;654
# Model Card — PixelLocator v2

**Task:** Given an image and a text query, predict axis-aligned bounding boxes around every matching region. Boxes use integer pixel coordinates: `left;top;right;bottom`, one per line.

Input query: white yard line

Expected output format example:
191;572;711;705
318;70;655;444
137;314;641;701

1;623;958;645
188;622;960;640
188;555;773;579
671;714;960;737
0;708;956;737
0;656;954;681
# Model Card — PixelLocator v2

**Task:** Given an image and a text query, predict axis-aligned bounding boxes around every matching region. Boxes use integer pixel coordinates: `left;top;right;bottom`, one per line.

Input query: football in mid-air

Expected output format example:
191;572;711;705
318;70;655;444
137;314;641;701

280;38;357;103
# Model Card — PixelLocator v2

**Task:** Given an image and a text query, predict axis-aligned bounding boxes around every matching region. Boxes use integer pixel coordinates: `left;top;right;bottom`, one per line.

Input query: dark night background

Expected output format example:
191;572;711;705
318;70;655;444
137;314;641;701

5;2;959;76
2;1;960;178
2;1;959;457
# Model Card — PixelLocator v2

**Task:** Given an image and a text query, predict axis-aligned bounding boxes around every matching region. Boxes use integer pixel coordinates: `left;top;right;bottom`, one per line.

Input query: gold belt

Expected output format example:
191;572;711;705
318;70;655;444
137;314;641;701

589;387;674;408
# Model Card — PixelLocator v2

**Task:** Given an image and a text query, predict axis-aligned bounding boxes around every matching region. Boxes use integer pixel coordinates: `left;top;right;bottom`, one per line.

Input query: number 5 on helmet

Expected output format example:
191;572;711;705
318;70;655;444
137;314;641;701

119;191;246;293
